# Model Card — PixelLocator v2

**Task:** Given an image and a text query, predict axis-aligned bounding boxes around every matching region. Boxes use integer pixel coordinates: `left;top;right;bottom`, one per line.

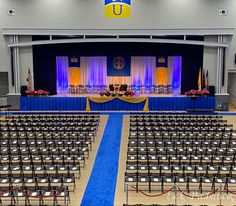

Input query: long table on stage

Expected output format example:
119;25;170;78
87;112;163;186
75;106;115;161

20;95;216;111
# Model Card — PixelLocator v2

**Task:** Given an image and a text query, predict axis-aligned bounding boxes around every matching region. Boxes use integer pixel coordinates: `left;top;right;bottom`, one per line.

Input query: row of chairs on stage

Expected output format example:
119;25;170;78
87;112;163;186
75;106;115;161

68;84;173;94
125;113;236;193
0;113;100;205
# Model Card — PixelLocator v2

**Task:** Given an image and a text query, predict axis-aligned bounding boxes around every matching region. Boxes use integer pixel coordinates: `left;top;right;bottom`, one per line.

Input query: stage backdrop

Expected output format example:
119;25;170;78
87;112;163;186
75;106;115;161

56;56;182;94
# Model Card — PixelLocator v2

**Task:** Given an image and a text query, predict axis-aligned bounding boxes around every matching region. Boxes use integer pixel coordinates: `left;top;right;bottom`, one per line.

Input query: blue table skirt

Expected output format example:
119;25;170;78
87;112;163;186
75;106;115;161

149;96;215;111
89;98;145;111
20;96;215;111
20;97;87;111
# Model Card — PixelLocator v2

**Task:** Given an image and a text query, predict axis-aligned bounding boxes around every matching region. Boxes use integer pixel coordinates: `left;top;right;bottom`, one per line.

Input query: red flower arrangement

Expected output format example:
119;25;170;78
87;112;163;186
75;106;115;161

99;90;135;97
185;88;210;96
124;90;135;96
25;89;50;96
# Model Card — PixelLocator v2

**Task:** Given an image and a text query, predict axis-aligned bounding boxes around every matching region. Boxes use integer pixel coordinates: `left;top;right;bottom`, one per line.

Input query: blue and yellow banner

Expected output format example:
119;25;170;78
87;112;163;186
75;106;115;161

107;56;131;76
68;56;80;86
68;56;80;68
156;56;168;85
104;0;131;18
156;56;168;67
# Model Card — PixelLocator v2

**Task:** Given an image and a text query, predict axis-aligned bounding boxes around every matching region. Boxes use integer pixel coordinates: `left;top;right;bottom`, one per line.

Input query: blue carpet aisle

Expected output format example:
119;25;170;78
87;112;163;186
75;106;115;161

81;114;123;206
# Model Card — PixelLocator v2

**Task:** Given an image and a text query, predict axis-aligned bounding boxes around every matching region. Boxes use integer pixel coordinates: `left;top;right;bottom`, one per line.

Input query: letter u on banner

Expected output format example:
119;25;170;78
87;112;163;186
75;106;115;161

104;0;131;18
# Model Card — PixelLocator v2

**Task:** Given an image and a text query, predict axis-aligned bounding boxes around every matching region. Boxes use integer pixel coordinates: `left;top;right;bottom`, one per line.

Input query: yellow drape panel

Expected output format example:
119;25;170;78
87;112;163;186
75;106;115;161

68;67;80;86
86;96;149;111
155;67;168;85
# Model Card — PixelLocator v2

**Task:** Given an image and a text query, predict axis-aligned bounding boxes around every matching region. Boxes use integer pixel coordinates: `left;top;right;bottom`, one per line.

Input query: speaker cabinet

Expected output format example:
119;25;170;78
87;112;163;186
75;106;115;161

20;85;28;96
208;85;215;96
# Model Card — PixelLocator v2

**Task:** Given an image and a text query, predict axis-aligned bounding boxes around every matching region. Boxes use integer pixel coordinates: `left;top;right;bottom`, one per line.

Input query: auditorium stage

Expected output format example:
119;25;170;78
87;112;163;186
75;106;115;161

20;94;216;111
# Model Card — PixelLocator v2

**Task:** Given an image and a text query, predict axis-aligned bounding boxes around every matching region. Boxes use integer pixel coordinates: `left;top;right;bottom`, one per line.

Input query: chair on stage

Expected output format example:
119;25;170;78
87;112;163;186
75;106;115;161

153;85;158;94
78;85;85;94
109;84;114;91
69;85;78;94
167;84;172;94
85;85;93;93
133;85;141;94
144;85;154;94
93;85;99;93
157;84;164;94
120;84;128;91
99;85;107;92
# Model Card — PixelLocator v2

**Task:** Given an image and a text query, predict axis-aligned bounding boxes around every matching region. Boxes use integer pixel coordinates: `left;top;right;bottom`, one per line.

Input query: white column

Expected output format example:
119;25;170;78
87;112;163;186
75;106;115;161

12;35;21;94
216;35;224;94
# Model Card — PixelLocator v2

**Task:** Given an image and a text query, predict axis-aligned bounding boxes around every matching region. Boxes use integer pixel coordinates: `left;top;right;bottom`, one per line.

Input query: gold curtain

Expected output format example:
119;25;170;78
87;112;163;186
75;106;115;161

68;67;80;86
86;96;149;111
155;67;168;85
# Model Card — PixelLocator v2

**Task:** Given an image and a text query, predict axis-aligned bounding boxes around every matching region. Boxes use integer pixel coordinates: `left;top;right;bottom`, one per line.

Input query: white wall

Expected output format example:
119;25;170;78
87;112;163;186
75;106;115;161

1;0;236;97
228;73;236;104
0;0;232;29
203;37;218;87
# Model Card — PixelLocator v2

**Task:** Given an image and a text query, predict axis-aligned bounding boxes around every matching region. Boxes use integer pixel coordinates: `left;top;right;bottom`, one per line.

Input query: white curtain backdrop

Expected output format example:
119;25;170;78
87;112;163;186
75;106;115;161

80;56;107;86
131;56;156;86
168;56;182;94
106;76;132;85
56;56;69;93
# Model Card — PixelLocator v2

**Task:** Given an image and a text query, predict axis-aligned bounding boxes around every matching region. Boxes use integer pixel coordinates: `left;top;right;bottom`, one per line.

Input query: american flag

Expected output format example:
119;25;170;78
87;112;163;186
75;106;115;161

27;68;32;90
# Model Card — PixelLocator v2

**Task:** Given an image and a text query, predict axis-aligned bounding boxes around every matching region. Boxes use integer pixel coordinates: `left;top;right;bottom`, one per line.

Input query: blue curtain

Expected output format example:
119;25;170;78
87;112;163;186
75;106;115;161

56;56;69;92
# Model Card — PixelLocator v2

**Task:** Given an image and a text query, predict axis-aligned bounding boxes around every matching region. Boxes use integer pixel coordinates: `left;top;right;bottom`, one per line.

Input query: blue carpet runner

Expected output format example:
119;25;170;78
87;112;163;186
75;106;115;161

81;114;123;206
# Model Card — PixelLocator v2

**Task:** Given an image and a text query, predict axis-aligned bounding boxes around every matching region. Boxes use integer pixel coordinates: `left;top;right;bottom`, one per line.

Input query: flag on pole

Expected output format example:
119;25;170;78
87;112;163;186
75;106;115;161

202;68;205;90
26;67;32;90
205;70;208;89
198;67;201;91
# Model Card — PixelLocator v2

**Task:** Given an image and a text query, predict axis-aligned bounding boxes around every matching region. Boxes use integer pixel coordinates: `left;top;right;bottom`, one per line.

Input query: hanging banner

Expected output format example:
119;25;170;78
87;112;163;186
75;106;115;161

68;56;80;86
68;56;80;67
156;56;168;85
107;56;131;76
104;0;131;18
156;56;168;67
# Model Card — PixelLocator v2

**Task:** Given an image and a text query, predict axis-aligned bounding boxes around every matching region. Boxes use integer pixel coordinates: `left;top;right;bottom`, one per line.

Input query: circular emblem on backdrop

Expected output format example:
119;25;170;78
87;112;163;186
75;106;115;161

113;56;125;70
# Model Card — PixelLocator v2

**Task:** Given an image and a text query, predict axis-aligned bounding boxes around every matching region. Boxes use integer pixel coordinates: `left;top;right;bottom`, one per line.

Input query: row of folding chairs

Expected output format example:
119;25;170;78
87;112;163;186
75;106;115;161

128;147;236;157
0;173;76;191
0;147;89;161
125;114;235;193
126;162;236;175
0;112;101;205
0;130;97;138
130;119;225;124
0;139;92;149
0;185;70;206
0;163;80;177
1;125;98;132
125;173;236;193
8;113;100;119
129;133;235;140
0;153;85;165
129;130;234;138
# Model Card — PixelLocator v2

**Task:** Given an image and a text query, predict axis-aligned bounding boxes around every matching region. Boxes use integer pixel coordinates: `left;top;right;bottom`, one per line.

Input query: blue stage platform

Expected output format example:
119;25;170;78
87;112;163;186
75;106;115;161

20;96;216;111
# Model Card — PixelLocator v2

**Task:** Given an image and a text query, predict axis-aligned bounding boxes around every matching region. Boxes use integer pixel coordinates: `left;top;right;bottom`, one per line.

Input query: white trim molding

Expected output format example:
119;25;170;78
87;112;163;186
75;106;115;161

7;38;229;48
1;28;234;36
